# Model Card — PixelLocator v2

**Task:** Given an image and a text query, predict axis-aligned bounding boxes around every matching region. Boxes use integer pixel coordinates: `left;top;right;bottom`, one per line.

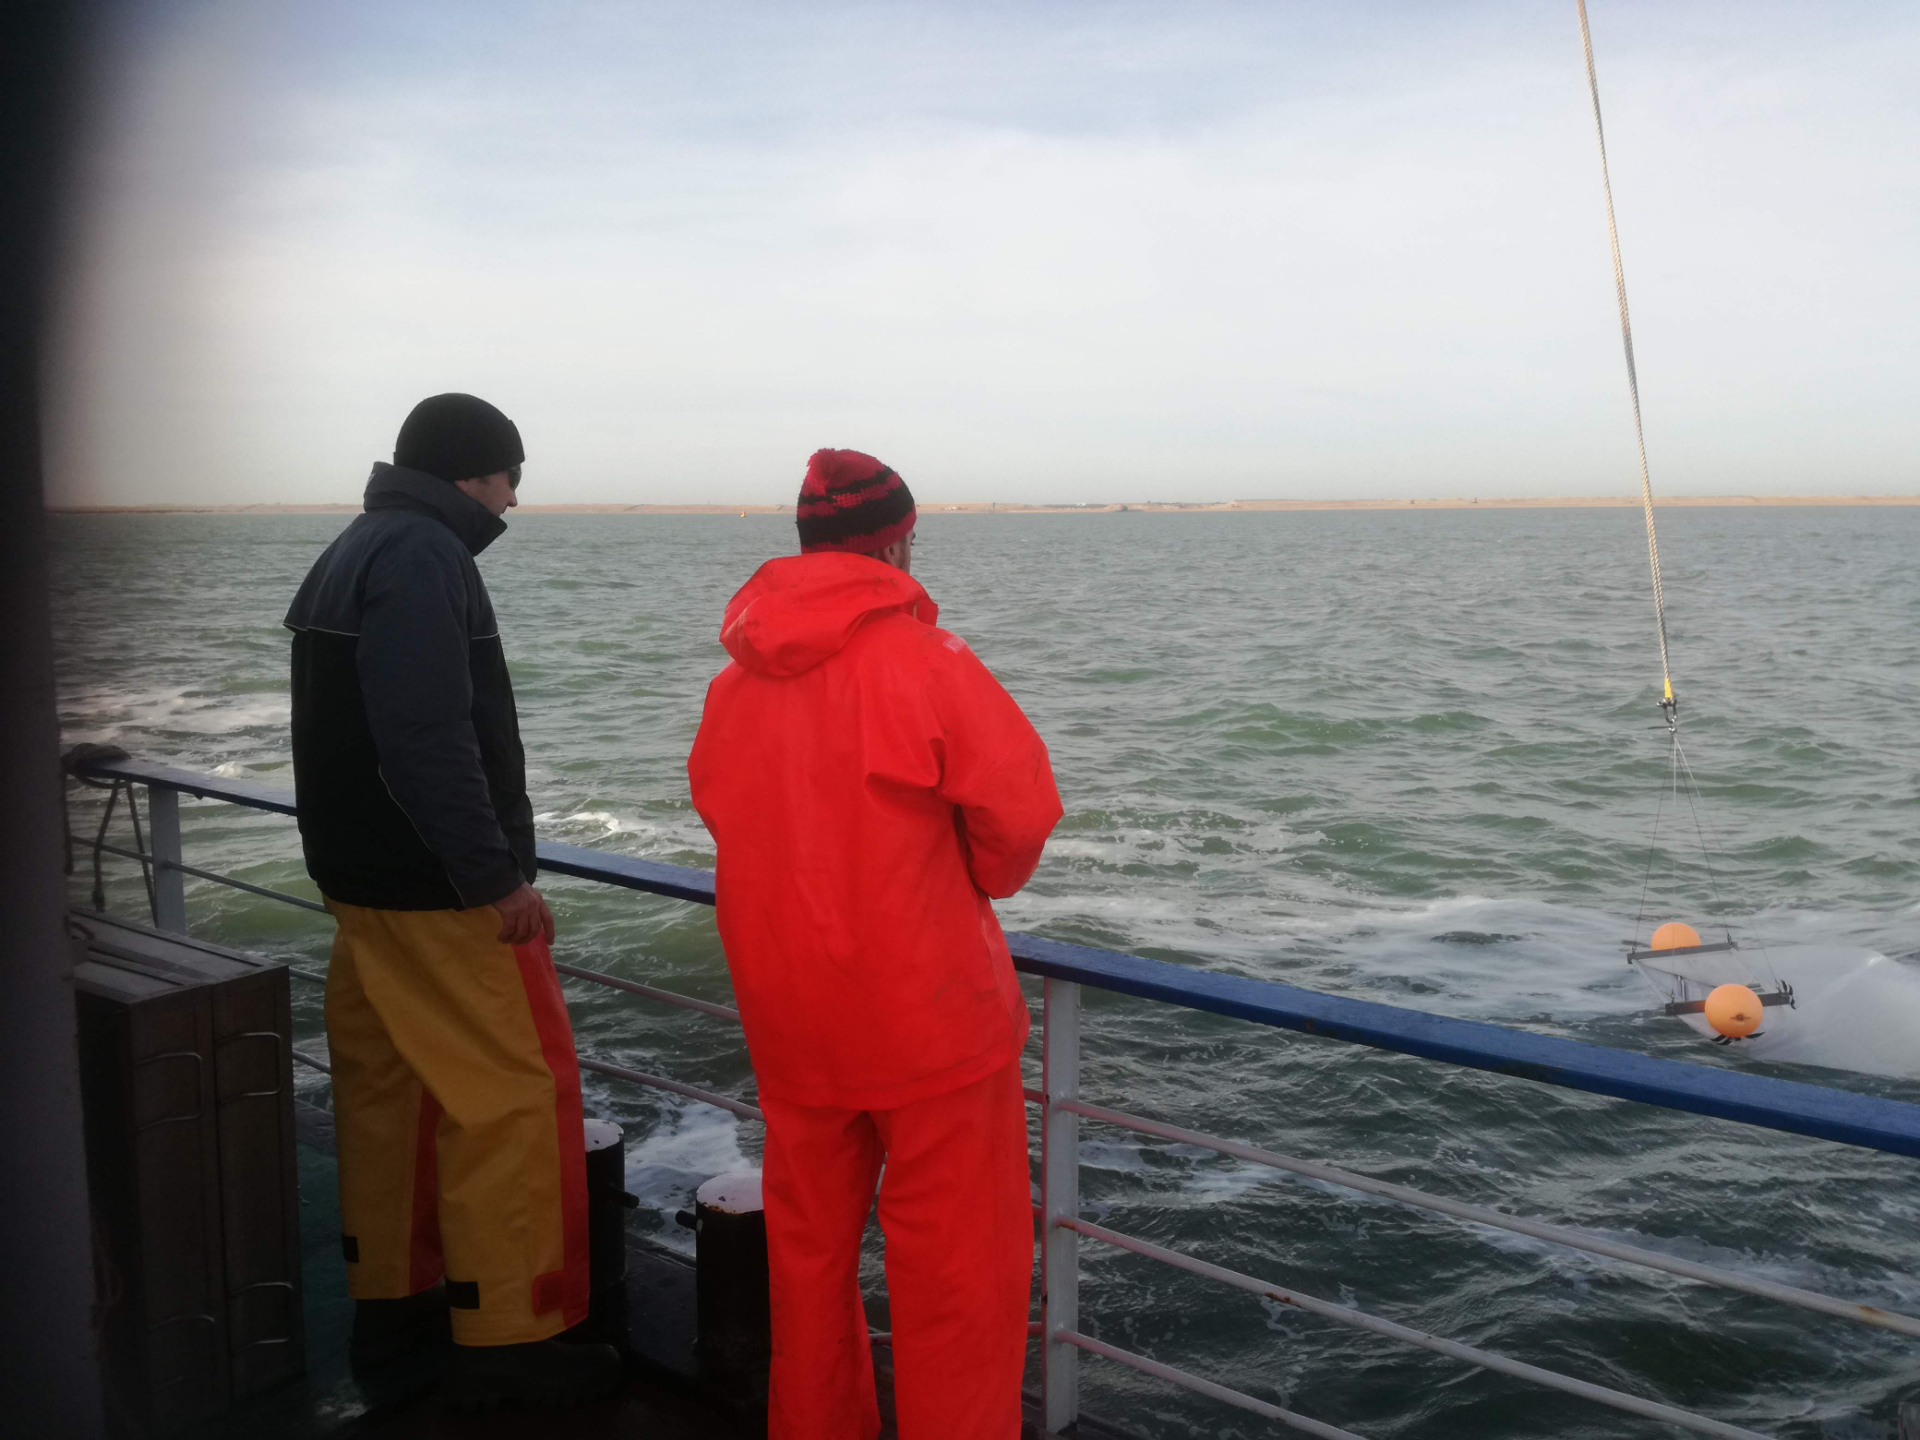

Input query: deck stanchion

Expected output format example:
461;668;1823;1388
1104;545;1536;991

146;784;187;932
1042;978;1081;1433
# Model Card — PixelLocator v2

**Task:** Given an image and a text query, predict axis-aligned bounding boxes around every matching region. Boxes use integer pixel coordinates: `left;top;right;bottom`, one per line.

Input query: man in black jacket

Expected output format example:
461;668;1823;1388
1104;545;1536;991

286;394;617;1409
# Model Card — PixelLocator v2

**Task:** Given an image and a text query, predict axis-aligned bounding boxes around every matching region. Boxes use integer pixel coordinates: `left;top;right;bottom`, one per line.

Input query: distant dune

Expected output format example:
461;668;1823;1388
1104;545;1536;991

48;495;1920;516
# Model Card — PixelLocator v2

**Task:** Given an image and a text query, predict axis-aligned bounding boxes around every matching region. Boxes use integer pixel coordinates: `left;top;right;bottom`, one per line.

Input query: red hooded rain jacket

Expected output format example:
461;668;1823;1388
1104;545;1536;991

688;552;1062;1111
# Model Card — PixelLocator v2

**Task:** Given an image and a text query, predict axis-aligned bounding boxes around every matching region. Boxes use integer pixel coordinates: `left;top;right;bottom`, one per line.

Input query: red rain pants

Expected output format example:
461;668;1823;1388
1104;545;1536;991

324;900;591;1345
760;1059;1033;1440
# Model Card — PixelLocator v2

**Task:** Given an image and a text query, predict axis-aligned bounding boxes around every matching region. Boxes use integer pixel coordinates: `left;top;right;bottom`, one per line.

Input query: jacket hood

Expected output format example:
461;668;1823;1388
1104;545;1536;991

364;462;507;556
719;553;937;678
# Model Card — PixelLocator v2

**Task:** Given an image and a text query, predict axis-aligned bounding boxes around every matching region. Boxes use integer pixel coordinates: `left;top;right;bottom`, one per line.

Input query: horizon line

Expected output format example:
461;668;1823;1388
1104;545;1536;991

46;494;1920;517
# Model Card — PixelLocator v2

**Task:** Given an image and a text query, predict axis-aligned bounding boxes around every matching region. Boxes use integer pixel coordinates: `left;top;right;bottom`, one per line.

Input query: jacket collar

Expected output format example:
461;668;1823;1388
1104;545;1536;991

362;462;507;556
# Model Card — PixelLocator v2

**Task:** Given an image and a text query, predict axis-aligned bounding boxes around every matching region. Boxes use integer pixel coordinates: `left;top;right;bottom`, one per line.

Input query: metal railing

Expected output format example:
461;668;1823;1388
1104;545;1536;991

66;754;1920;1440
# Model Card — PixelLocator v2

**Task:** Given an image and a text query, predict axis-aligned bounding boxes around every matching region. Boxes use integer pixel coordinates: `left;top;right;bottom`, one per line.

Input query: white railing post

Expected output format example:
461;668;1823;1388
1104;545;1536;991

1042;978;1081;1433
146;784;187;932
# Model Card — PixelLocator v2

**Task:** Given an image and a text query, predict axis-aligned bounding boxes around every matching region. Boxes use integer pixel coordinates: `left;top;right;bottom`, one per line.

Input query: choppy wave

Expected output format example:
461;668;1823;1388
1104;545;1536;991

49;507;1920;1439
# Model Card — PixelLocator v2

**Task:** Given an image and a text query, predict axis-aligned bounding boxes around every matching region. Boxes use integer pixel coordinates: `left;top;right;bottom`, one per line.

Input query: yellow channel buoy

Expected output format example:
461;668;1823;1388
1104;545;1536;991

1649;921;1702;951
1704;983;1763;1039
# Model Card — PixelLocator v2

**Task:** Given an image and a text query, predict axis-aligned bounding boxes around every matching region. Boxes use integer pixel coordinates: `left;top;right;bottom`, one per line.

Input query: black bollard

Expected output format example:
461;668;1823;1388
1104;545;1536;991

582;1119;637;1348
584;1119;637;1289
688;1172;770;1384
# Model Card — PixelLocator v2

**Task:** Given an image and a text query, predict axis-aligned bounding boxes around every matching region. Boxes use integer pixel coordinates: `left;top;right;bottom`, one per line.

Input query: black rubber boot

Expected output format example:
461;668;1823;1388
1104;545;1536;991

443;1337;624;1411
349;1287;452;1371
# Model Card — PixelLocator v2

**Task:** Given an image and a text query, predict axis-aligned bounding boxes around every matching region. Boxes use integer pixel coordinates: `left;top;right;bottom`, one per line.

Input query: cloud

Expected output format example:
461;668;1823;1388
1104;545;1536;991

45;0;1920;504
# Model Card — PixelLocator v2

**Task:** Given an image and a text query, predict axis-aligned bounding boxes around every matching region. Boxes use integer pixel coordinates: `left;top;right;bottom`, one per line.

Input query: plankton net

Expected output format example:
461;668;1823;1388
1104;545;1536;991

1575;1;1792;1043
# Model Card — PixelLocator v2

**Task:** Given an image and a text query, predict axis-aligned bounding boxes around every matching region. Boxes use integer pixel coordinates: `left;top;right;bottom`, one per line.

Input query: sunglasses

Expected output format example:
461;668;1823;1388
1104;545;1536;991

506;464;522;491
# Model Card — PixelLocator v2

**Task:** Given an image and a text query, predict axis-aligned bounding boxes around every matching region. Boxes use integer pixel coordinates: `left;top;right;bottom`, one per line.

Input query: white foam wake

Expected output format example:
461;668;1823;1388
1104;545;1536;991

621;1099;753;1254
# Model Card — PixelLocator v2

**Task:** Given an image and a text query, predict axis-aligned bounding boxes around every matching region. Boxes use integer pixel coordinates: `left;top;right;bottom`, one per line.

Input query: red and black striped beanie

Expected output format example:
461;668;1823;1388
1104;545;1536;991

796;448;916;555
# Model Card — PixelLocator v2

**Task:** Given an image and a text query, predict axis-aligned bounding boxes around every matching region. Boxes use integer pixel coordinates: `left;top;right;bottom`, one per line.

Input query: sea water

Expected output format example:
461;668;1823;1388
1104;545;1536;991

50;506;1920;1438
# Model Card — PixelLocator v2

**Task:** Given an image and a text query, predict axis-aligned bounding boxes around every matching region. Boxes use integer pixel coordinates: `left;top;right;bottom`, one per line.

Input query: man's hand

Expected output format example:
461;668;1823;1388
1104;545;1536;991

492;883;556;947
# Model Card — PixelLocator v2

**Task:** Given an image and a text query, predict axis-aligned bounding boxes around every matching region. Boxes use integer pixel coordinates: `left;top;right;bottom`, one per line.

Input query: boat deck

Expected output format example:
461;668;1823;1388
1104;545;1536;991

190;1102;1082;1440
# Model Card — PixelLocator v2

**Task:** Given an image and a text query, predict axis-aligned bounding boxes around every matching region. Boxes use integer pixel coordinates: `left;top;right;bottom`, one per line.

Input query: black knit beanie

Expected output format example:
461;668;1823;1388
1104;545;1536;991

393;393;525;482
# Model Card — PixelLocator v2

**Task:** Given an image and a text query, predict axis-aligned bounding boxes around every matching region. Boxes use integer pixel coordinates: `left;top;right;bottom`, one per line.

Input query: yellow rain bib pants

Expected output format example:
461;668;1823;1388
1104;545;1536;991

323;901;590;1346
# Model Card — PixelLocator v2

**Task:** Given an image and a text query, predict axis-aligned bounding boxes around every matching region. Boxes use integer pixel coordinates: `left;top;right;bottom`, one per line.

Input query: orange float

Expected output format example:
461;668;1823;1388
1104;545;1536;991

1648;921;1702;951
1703;983;1763;1039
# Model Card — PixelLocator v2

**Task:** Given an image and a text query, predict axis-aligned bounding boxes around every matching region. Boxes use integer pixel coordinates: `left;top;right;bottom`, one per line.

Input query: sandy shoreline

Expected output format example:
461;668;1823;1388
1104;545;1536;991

48;494;1920;516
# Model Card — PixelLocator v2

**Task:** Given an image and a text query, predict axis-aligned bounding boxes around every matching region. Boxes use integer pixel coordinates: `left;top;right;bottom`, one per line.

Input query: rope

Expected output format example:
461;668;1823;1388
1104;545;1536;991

1578;7;1771;994
1673;735;1781;987
1577;0;1674;711
84;780;155;919
1630;737;1670;949
89;781;119;911
126;782;158;927
1671;734;1729;927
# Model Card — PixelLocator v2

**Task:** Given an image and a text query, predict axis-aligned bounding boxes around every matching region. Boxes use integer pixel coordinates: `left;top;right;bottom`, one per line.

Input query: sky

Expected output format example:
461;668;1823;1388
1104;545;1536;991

44;1;1920;506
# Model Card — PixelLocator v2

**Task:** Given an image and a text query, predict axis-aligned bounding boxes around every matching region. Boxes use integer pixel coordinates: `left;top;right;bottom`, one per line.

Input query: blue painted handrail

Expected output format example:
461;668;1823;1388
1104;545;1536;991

1012;934;1920;1160
72;754;1920;1160
77;756;300;816
537;841;716;907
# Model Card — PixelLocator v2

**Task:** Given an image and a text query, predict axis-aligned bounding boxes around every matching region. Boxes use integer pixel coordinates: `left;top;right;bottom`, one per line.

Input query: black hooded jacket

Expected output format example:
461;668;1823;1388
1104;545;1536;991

284;464;534;910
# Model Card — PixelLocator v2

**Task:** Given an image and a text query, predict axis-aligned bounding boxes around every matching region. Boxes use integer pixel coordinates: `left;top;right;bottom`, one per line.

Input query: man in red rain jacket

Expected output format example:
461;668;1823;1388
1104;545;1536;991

688;448;1062;1440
